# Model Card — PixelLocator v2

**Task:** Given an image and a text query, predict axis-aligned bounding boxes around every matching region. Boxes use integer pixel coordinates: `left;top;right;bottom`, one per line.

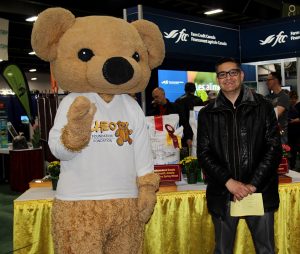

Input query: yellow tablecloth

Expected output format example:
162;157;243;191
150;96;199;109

14;183;300;254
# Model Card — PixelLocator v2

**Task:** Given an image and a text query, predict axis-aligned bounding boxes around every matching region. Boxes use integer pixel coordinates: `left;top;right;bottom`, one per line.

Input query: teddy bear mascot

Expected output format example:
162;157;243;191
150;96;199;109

31;7;165;254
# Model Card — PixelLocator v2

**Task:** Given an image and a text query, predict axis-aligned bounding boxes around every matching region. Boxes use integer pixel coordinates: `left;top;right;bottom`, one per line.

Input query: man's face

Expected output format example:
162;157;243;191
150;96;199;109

152;89;165;105
216;62;244;93
266;74;276;91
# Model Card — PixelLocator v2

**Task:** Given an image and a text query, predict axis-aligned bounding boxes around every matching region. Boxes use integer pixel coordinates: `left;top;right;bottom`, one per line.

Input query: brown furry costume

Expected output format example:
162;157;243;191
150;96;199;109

31;8;165;254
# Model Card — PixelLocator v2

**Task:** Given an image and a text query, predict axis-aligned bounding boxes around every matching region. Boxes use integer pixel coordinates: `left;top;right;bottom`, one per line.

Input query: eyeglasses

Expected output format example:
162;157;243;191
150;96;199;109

217;69;241;79
266;78;275;81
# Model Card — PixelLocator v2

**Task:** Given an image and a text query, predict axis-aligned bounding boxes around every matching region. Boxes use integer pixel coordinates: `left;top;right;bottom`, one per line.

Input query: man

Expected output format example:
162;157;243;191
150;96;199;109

197;57;282;254
149;87;178;116
287;91;300;171
175;82;203;147
265;72;290;144
148;87;192;147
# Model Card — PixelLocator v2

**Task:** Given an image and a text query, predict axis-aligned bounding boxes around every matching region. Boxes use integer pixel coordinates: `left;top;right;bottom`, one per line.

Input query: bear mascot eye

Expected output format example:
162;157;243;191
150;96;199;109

78;48;94;62
132;52;140;62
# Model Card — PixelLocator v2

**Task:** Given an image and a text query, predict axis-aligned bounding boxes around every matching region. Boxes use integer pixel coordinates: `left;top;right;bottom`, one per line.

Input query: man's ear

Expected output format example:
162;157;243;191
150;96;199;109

31;7;75;62
131;20;165;70
240;70;245;82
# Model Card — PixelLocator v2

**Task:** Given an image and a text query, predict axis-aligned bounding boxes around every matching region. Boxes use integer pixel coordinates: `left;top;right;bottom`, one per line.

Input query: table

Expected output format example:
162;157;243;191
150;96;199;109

14;171;300;254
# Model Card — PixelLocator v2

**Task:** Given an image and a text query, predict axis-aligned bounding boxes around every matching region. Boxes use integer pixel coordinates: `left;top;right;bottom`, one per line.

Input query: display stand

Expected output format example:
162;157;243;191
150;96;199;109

9;148;44;192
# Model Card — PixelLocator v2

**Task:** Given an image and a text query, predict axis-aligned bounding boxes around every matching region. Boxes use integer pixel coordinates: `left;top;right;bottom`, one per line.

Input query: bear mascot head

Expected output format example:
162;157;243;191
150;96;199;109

31;7;164;254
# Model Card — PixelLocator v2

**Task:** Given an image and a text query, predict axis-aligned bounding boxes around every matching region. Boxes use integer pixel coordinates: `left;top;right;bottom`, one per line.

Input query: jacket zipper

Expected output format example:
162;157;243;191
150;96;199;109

233;107;241;180
229;109;237;180
211;106;241;180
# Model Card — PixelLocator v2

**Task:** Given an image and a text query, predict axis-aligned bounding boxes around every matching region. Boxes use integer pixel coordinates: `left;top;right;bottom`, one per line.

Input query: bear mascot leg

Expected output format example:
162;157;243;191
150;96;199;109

52;199;143;254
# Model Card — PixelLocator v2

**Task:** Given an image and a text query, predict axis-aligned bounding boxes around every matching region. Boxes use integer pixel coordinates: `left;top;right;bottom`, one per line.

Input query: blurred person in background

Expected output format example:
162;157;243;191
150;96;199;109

205;90;218;105
265;72;290;144
148;87;192;147
288;90;300;171
149;87;178;116
175;82;203;147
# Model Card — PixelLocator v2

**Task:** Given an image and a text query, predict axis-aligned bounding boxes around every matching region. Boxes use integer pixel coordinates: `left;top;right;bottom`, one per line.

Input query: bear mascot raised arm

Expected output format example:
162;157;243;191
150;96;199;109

31;7;165;254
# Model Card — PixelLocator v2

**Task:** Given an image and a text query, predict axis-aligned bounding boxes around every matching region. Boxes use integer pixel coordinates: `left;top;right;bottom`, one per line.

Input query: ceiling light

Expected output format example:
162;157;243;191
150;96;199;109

204;9;223;15
31;77;37;81
26;16;38;22
0;59;3;62
29;69;37;72
28;51;36;55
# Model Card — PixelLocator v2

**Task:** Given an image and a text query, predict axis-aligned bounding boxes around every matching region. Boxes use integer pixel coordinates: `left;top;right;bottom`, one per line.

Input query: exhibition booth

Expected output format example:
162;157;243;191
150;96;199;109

13;171;300;254
1;5;299;254
124;6;300;112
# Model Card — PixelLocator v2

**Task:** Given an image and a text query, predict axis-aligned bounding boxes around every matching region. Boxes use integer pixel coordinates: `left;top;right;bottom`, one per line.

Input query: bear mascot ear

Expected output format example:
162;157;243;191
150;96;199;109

131;20;165;70
31;7;75;62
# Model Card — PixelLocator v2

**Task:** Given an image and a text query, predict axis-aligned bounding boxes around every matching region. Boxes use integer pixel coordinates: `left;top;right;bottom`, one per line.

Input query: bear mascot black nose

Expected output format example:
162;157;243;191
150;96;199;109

102;57;134;85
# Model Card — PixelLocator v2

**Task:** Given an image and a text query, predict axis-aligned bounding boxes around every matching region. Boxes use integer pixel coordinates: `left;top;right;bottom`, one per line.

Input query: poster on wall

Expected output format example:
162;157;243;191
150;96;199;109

0;101;8;148
0;18;8;61
158;69;218;102
244;81;257;92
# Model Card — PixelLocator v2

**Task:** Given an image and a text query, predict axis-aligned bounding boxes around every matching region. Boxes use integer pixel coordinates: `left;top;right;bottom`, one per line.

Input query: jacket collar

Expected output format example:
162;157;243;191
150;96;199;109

211;85;258;110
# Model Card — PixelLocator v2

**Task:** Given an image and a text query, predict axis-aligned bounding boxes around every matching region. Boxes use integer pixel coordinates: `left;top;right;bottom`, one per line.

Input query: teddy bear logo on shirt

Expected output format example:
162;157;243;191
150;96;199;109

115;121;133;146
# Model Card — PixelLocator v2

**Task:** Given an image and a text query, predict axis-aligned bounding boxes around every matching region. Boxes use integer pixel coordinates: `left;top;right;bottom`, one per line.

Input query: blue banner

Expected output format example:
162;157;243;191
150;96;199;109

158;70;187;102
126;7;240;61
127;6;300;63
241;17;300;62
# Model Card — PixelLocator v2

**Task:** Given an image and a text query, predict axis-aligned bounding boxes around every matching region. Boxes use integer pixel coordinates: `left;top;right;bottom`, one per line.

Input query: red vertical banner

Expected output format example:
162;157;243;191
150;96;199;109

154;115;163;131
50;65;58;93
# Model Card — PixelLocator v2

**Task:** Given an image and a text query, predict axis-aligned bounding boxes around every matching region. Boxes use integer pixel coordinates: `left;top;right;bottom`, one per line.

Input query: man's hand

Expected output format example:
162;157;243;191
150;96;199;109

245;184;256;194
277;105;285;118
225;178;254;201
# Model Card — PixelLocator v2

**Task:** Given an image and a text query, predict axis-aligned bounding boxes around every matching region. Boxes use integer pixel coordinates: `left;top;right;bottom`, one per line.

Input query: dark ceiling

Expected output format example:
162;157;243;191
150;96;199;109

0;0;298;73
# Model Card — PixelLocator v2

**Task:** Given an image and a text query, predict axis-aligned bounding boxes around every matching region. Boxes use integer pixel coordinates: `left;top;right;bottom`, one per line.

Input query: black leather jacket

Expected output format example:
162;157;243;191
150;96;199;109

197;86;282;218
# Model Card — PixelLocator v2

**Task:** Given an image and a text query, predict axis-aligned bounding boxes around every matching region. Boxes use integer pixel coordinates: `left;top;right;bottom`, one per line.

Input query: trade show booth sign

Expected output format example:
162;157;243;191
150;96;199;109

126;6;300;63
126;7;240;61
240;17;300;62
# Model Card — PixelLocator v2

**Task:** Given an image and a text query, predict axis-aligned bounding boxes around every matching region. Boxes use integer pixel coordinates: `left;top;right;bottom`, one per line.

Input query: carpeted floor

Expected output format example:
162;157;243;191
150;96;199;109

0;183;21;254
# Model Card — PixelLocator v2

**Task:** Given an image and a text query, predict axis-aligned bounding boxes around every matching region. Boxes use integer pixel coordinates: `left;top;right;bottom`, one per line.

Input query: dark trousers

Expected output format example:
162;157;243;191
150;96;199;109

289;143;300;169
211;205;275;254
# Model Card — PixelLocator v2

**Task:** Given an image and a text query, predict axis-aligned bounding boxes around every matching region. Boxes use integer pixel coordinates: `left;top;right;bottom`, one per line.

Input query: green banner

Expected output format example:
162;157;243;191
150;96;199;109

282;3;300;17
0;62;33;125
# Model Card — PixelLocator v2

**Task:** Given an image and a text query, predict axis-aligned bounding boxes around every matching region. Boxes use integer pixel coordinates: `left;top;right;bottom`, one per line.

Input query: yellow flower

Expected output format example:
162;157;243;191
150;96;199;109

47;161;60;179
180;156;197;165
179;156;199;173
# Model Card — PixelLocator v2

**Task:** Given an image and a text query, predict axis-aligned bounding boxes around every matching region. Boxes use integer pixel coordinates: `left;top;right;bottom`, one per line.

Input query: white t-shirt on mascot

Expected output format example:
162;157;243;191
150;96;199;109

49;93;154;201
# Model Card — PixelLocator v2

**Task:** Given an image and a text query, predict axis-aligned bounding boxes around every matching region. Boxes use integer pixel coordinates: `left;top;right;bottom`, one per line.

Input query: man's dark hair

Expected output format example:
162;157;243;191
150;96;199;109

270;71;282;84
215;57;241;71
185;82;196;93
